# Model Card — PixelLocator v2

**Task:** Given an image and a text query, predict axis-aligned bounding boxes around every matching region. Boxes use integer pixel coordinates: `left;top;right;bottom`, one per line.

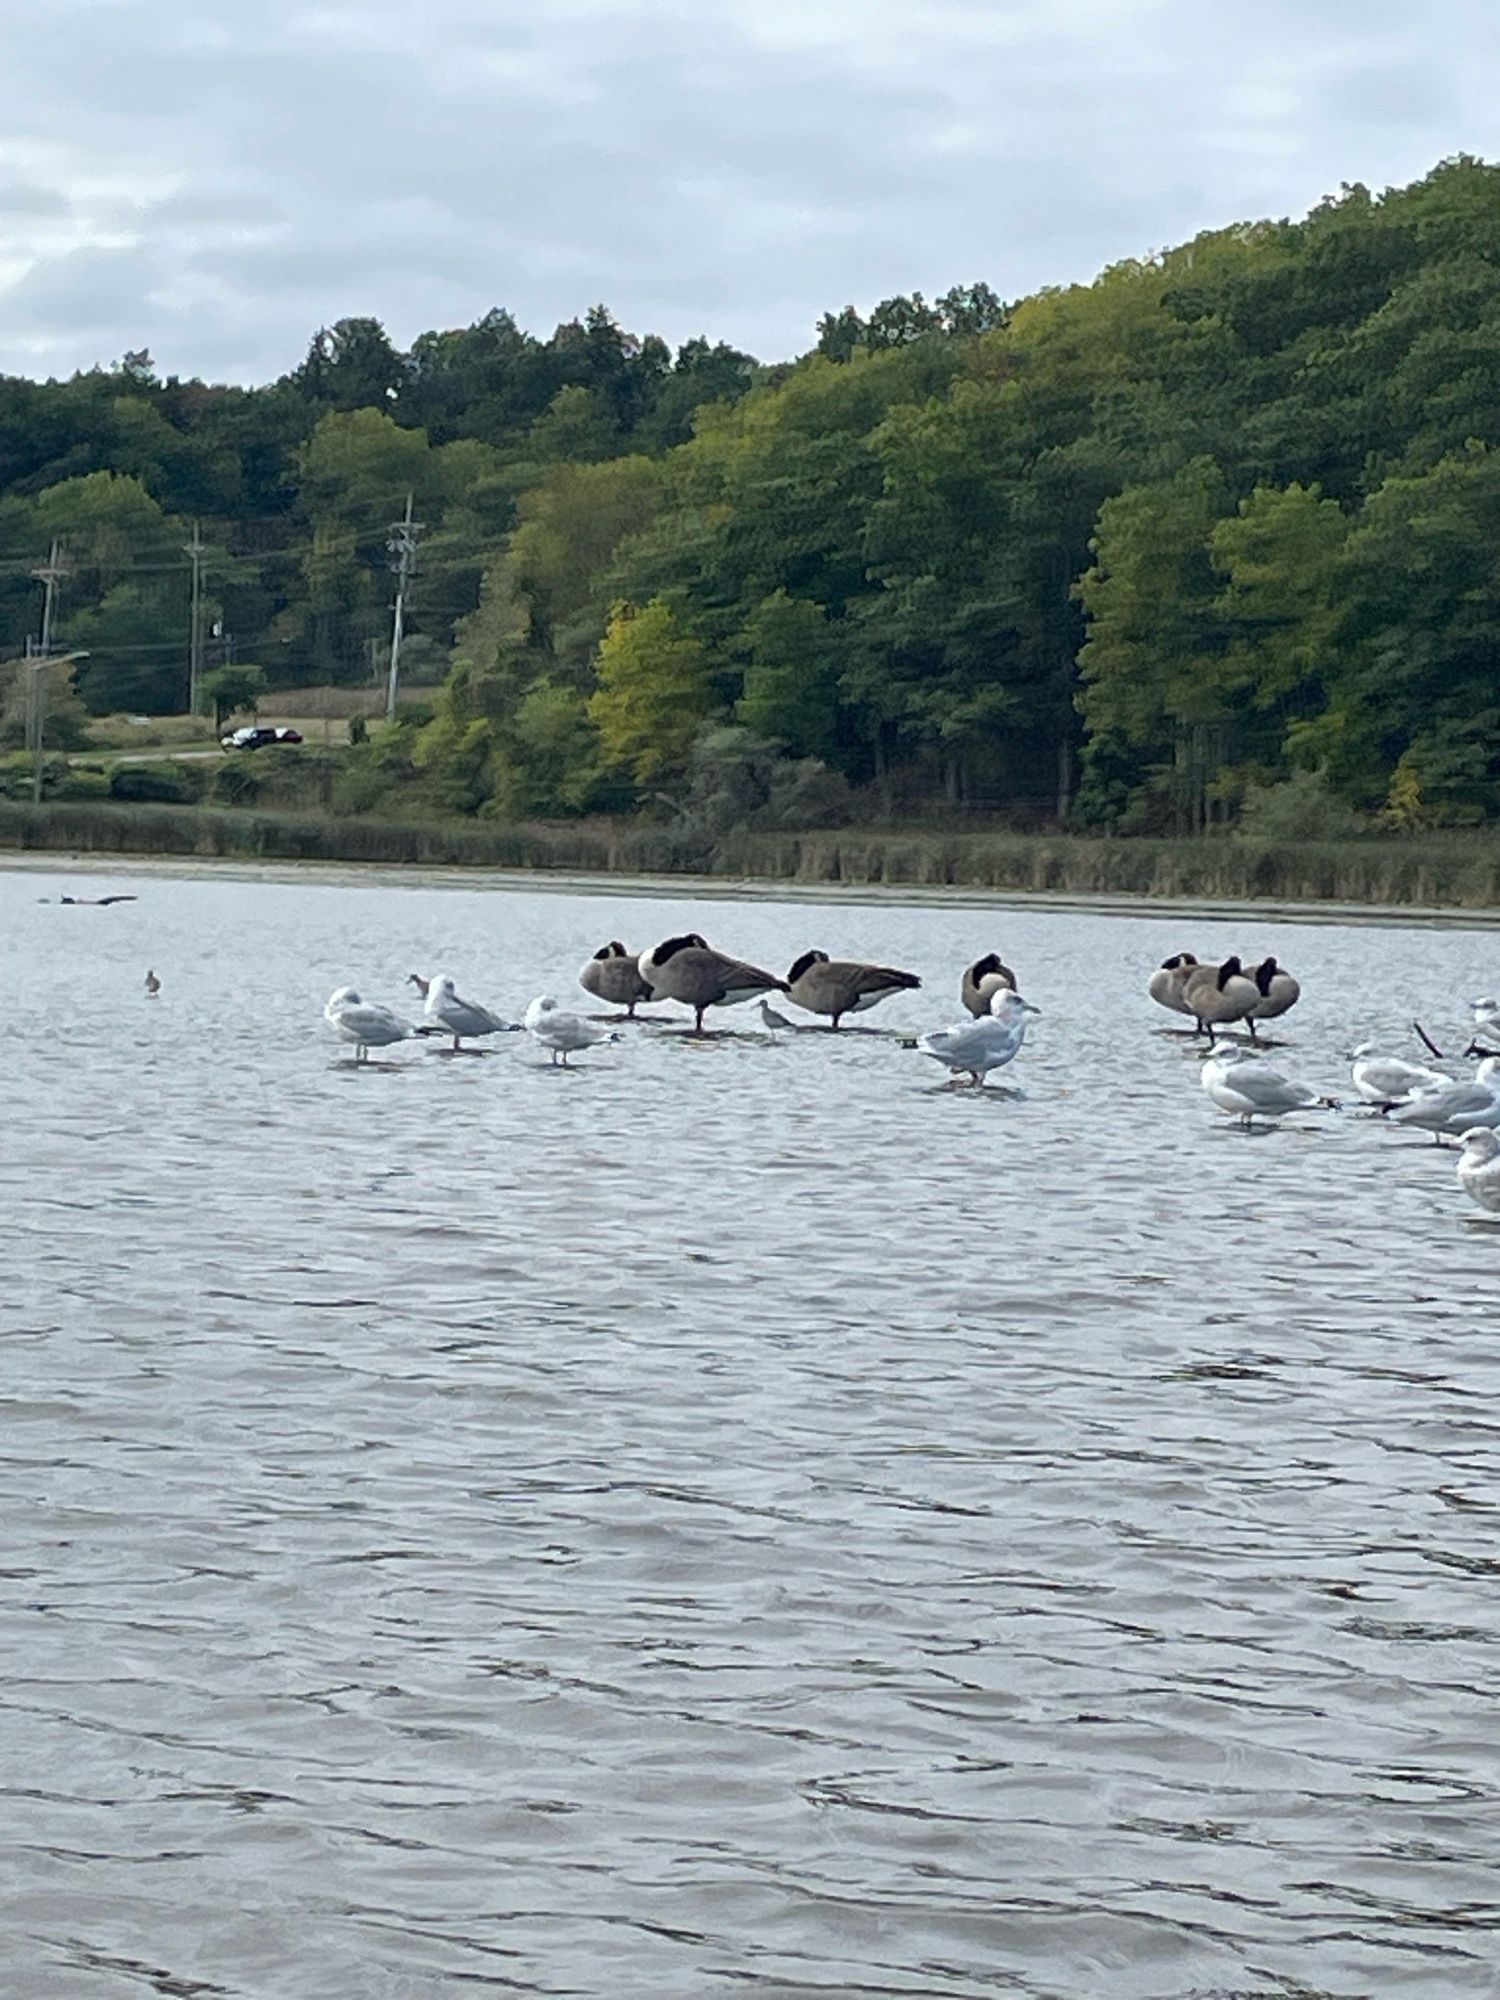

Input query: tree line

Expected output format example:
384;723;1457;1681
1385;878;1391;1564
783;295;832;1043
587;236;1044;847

4;156;1500;830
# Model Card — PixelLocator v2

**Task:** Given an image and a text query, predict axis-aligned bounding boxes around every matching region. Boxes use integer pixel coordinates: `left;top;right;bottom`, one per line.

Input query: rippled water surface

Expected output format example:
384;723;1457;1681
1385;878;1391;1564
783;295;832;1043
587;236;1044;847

4;863;1500;1999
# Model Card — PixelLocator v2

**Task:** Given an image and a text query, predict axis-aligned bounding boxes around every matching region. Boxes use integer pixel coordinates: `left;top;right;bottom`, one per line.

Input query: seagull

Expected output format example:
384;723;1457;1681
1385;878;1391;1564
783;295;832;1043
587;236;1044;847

1201;1047;1335;1126
1457;1128;1500;1215
1470;996;1500;1049
524;995;620;1066
325;987;417;1063
144;969;161;998
1349;1043;1448;1108
915;988;1039;1087
1388;1058;1500;1143
423;973;520;1052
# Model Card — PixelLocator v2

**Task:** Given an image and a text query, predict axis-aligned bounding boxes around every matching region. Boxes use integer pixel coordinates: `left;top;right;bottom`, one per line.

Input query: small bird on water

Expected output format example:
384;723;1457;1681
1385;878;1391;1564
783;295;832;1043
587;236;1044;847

144;969;161;997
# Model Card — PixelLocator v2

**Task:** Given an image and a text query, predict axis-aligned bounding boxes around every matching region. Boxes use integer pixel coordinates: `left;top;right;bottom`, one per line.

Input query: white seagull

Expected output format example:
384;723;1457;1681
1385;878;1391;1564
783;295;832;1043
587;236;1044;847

1457;1128;1500;1215
916;988;1039;1087
524;995;620;1066
1388;1058;1500;1143
1201;1047;1333;1126
1350;1043;1449;1108
324;987;416;1063
1470;996;1500;1047
423;972;520;1052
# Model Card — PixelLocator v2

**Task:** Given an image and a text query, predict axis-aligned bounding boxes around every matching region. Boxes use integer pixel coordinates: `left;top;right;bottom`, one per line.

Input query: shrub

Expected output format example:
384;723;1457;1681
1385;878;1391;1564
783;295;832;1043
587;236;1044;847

107;760;207;804
1237;768;1367;842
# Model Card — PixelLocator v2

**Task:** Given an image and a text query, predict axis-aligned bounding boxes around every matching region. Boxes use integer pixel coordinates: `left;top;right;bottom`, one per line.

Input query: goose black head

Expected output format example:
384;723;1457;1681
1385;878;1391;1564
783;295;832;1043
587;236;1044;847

652;932;708;966
1160;951;1197;971
787;949;829;983
592;940;629;960
1217;955;1244;990
970;952;1009;979
1254;956;1279;992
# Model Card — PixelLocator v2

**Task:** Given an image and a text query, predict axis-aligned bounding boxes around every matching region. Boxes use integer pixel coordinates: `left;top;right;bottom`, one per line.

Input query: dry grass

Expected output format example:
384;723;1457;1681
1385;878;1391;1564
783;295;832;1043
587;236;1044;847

2;802;1499;911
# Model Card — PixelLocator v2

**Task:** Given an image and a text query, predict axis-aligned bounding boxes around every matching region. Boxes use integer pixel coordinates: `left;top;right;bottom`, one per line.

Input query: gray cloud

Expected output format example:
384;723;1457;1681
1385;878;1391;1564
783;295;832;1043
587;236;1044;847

0;0;1494;383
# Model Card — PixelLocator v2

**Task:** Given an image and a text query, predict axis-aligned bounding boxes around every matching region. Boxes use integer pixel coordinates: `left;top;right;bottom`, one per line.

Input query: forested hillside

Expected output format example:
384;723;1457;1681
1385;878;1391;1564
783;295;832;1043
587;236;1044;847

5;157;1500;831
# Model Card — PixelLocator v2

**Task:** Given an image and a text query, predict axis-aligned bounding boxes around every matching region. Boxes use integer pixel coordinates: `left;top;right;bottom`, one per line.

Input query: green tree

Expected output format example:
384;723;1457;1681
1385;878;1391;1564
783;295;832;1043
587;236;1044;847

202;663;266;732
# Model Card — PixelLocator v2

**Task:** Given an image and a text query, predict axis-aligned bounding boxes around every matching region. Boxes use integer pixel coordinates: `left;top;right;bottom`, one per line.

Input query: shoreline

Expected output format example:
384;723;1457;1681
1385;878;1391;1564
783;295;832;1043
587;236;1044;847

6;846;1500;931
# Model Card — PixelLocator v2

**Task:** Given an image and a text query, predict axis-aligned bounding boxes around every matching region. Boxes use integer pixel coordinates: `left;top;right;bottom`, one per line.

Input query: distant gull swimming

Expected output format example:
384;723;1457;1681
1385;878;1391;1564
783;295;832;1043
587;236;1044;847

325;987;416;1063
915;987;1039;1087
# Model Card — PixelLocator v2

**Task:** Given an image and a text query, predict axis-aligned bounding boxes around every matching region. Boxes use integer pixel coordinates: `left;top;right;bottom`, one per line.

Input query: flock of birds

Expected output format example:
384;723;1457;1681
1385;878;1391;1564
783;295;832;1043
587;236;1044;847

309;928;1500;1221
1148;949;1500;1220
321;935;1038;1085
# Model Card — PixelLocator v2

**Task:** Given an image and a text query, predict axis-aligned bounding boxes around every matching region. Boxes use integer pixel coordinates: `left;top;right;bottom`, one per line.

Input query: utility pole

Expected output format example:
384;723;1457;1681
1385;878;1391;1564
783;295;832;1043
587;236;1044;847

32;539;67;655
385;492;423;722
28;541;68;805
185;519;206;715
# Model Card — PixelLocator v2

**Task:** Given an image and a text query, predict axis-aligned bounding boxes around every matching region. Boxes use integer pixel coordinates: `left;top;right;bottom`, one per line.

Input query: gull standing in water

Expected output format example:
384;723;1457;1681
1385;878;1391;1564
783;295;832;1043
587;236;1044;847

915;988;1039;1087
1470;996;1500;1050
325;987;417;1063
524;995;620;1066
1201;1047;1334;1127
423;973;520;1053
1457;1128;1500;1215
1388;1058;1500;1143
1349;1044;1448;1108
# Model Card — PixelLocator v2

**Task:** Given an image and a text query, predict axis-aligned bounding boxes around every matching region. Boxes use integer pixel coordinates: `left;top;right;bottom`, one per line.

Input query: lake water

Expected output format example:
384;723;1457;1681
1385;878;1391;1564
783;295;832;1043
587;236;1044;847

3;862;1499;1999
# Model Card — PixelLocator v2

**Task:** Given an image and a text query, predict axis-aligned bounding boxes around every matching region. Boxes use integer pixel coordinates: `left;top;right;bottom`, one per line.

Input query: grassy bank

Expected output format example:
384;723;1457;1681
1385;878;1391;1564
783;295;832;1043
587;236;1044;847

2;799;1498;909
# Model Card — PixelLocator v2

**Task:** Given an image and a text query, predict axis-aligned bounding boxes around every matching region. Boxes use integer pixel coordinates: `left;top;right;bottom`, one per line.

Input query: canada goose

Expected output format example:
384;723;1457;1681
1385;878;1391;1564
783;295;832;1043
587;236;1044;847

915;988;1040;1086
1147;952;1199;1016
1349;1044;1447;1108
524;994;621;1066
1200;1047;1332;1126
785;950;921;1029
1181;955;1258;1041
1248;956;1300;1037
637;934;787;1032
325;987;416;1063
423;973;520;1052
144;969;161;997
1457;1127;1500;1213
579;941;653;1016
961;953;1017;1017
1388;1059;1500;1143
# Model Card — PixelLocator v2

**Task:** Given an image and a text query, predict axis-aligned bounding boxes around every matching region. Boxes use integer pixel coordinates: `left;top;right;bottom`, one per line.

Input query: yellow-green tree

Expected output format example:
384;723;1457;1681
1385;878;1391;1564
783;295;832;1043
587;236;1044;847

589;597;717;787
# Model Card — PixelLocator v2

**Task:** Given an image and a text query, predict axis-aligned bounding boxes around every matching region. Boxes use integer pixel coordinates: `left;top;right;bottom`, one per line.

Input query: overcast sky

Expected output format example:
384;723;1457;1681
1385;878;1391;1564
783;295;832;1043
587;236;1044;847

0;0;1494;386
